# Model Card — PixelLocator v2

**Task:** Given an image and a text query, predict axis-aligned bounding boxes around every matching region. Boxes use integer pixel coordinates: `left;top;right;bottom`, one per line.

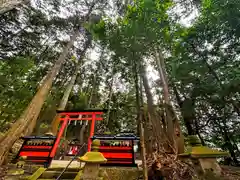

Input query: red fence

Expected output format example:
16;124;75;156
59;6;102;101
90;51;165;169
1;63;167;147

91;135;139;167
13;136;56;167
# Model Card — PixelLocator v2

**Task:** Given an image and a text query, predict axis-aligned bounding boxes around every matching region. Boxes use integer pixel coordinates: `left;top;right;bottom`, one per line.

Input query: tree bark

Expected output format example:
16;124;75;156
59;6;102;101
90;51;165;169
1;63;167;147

136;58;152;154
155;50;170;104
140;114;148;180
79;58;101;144
105;68;115;126
0;29;79;165
155;49;185;153
79;47;104;143
139;60;165;152
172;84;196;135
51;37;91;135
0;0;30;15
133;56;148;180
220;120;239;165
79;75;96;144
23;29;80;136
154;50;175;144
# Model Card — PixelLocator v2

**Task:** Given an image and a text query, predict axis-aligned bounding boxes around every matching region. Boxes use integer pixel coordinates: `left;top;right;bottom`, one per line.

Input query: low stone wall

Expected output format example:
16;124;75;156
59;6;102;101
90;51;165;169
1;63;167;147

103;167;142;180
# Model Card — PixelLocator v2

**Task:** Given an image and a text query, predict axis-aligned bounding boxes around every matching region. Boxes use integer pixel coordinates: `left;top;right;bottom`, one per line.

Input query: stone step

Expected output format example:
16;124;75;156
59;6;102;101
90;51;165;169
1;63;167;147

46;167;80;172
49;159;142;168
40;171;78;179
50;160;83;168
38;179;60;180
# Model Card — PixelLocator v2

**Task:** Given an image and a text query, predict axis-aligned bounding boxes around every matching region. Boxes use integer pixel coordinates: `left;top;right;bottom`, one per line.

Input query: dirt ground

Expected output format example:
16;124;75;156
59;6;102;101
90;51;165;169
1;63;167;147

0;166;7;180
1;164;240;180
221;166;240;180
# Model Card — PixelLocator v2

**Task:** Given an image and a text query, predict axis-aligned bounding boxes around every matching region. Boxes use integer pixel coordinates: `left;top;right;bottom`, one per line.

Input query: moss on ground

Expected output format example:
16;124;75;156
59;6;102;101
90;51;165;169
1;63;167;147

102;167;142;180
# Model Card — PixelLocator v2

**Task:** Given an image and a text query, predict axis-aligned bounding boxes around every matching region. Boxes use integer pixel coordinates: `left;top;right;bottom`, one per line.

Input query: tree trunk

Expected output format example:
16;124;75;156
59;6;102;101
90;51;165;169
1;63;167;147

24;29;80;136
140;114;148;180
79;66;100;144
196;130;205;146
154;50;175;145
139;60;165;152
0;29;79;165
51;37;91;135
0;0;30;15
105;90;113;126
136;58;152;154
79;78;95;144
79;48;104;143
51;67;79;135
154;50;170;103
155;49;185;153
172;85;196;135
133;57;148;180
220;121;239;165
105;73;114;127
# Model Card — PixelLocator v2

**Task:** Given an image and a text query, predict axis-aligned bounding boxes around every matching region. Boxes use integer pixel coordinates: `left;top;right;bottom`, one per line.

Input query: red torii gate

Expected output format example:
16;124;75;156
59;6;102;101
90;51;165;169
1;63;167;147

50;109;106;158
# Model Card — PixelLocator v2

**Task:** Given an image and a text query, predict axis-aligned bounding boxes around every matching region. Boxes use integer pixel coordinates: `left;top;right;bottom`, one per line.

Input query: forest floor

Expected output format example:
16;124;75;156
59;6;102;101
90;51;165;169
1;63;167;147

1;164;240;180
0;166;8;180
221;166;240;180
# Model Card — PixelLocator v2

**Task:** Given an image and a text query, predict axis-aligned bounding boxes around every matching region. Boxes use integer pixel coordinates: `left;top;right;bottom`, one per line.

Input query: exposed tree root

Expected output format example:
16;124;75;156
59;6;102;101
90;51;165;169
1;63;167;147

143;152;196;180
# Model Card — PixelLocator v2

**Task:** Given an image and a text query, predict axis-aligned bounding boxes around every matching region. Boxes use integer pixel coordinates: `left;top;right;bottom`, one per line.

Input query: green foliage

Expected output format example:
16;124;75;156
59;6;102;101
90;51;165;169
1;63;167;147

167;0;240;164
67;92;89;110
86;0;240;163
0;57;37;130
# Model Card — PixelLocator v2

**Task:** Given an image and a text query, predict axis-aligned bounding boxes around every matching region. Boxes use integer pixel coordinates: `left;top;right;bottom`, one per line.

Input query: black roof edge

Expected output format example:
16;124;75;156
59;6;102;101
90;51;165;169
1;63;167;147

56;109;108;113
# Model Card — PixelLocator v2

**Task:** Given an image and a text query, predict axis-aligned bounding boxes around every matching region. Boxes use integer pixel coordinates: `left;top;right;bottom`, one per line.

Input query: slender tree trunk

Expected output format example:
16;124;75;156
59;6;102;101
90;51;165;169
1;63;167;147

105;73;114;126
79;77;96;144
133;57;148;180
79;66;100;143
220;121;239;165
139;60;165;152
51;70;78;134
140;114;148;180
154;50;175;144
157;96;167;135
155;50;170;103
0;29;79;165
155;49;185;153
0;0;30;15
196;130;205;146
51;37;91;135
172;84;195;135
137;60;152;154
132;52;141;136
105;63;116;127
79;48;104;143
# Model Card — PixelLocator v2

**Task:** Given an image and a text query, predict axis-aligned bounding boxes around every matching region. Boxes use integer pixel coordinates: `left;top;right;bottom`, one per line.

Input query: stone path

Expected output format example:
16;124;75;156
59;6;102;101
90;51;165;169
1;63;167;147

50;160;82;168
50;160;142;168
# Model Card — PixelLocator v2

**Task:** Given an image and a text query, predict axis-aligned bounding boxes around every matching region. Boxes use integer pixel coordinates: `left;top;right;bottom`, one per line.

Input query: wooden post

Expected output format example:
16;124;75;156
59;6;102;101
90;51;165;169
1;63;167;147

50;116;68;157
88;113;96;152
